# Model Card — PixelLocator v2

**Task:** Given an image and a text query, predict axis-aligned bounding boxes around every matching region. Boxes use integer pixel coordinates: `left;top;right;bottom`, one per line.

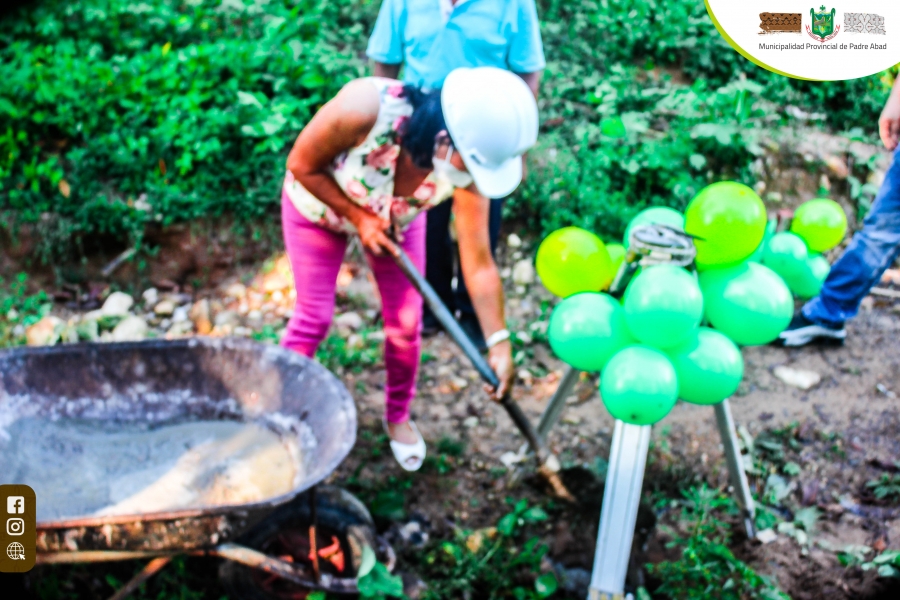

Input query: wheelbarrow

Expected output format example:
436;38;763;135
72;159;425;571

0;337;394;600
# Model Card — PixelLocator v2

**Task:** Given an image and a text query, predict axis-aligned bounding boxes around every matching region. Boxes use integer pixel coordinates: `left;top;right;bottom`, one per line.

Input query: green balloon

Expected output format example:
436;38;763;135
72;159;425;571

684;182;767;270
699;262;794;346
762;232;809;283
666;327;744;405
536;227;614;298
791;198;847;253
624;207;685;249
623;265;703;349
748;217;777;263
606;243;626;280
548;293;634;371
790;253;831;299
600;345;679;425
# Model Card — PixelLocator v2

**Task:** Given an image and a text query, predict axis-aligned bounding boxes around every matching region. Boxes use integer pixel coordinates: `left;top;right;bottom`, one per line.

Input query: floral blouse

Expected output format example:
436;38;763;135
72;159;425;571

283;77;471;234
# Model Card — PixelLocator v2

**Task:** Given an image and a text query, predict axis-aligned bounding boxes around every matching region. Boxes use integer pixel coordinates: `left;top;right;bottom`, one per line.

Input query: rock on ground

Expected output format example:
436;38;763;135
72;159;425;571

101;292;134;317
773;365;822;390
111;316;148;342
512;259;535;285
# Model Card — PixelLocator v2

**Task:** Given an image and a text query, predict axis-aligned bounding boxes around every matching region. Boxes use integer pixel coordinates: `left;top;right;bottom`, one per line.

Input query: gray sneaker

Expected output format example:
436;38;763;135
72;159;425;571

777;313;846;347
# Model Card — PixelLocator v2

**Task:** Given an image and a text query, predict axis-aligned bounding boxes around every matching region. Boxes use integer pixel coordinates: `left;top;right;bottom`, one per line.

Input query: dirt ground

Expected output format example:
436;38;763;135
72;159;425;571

323;243;900;599
8;154;900;600
8;222;900;599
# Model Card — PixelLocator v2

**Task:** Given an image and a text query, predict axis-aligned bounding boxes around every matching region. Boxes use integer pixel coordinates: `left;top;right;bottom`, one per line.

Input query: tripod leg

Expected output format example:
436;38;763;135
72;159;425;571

588;420;651;600
714;399;756;539
536;366;581;442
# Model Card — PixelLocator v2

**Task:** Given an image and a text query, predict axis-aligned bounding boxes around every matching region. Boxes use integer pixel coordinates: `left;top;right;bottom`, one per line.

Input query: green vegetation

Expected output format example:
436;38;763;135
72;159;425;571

0;273;50;347
650;486;789;600
1;0;375;262
2;0;897;265
866;472;900;502
414;499;557;600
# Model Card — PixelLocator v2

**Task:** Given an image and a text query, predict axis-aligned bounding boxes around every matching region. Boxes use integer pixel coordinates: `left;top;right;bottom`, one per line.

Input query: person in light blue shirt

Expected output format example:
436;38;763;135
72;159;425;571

367;0;545;351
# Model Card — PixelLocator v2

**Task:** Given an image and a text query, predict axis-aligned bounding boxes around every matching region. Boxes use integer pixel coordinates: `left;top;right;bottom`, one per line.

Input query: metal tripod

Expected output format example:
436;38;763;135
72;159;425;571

535;225;757;600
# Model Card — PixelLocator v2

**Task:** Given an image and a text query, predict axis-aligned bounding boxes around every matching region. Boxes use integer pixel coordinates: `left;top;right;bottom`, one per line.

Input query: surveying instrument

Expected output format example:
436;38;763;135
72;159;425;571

533;223;758;600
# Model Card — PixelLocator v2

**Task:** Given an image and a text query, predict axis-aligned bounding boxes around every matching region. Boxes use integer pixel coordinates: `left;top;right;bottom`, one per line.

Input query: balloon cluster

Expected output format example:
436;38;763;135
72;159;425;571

758;199;846;299
536;182;848;427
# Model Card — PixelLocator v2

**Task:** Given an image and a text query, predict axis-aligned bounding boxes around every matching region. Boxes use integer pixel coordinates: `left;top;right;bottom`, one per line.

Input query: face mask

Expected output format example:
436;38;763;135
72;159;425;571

432;145;472;188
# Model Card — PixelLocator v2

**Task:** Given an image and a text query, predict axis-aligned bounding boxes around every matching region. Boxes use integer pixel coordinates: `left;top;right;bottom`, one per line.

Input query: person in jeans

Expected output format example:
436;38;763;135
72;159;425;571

366;0;545;350
280;68;537;470
780;78;900;346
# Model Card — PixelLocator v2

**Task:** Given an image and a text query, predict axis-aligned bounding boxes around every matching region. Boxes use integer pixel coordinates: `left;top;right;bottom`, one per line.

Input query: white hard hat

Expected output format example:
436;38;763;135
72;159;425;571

441;67;539;199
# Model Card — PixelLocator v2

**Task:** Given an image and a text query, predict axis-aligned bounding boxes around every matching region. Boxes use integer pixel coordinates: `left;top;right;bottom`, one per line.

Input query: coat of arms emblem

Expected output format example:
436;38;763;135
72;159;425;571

808;6;839;41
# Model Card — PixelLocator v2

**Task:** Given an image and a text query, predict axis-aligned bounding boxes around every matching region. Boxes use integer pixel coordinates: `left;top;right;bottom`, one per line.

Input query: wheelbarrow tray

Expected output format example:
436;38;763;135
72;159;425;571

0;337;357;556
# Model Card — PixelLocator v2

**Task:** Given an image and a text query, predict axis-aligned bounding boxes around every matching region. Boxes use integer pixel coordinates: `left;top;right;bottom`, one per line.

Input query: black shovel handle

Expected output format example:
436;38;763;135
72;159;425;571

391;246;552;464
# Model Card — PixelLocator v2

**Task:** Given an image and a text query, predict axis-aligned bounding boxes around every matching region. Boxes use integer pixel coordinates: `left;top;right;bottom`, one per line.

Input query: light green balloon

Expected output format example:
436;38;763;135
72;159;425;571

666;327;744;405
762;232;809;283
600;345;679;425
699;262;794;346
536;227;614;297
624;207;685;249
548;293;634;372
748;217;777;263
684;182;767;270
790;253;831;299
623;265;703;349
791;198;848;253
606;243;626;280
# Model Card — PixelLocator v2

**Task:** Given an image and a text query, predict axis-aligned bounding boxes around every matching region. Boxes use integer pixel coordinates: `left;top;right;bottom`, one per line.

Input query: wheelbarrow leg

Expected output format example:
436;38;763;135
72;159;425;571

587;420;650;600
536;366;582;442
714;399;756;538
106;556;173;600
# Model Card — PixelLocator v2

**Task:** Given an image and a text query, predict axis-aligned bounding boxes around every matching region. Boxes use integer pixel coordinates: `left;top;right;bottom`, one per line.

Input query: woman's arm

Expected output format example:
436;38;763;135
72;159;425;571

453;186;515;400
286;80;398;256
880;76;900;151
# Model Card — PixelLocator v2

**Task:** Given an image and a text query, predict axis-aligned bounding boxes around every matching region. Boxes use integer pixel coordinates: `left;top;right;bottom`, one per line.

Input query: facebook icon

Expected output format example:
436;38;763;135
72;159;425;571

7;497;24;514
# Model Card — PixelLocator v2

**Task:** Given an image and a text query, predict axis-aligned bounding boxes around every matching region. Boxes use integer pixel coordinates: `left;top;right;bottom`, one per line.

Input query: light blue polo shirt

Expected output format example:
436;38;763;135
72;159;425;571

366;0;546;90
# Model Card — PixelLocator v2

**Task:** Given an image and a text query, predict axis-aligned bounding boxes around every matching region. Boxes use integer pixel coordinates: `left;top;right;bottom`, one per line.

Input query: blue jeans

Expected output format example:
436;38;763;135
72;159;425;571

803;147;900;328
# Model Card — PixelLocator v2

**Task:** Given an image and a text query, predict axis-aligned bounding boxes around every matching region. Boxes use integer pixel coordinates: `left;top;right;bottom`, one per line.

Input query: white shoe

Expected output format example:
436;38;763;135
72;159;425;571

383;418;427;472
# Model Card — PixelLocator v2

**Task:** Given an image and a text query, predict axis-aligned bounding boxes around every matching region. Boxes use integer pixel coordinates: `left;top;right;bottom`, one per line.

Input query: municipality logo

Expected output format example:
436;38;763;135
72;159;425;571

808;6;840;42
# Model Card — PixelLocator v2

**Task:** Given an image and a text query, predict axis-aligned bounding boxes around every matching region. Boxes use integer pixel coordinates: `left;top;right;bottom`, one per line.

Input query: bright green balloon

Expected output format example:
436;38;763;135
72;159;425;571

666;327;744;405
624;207;685;249
548;293;635;371
699;262;794;346
600;345;678;425
748;217;777;263
606;243;626;280
762;232;809;283
536;227;614;298
623;265;703;349
790;253;831;299
791;198;848;253
684;182;767;270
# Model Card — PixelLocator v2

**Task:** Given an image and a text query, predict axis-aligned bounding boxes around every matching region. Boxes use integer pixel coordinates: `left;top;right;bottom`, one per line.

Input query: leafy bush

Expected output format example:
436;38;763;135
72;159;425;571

513;0;896;242
1;0;896;263
516;73;774;241
0;0;377;259
650;486;790;600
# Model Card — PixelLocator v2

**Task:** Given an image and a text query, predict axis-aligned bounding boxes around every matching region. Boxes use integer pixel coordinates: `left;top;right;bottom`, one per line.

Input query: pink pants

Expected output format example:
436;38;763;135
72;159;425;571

280;194;425;424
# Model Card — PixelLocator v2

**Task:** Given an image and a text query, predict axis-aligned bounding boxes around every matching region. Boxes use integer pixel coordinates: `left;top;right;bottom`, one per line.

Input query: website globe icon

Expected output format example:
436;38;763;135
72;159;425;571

7;542;25;560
